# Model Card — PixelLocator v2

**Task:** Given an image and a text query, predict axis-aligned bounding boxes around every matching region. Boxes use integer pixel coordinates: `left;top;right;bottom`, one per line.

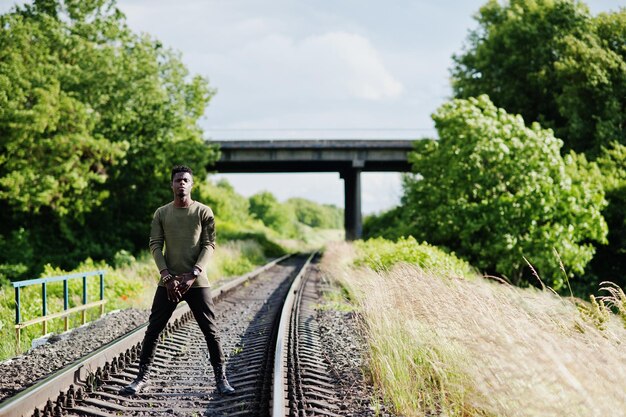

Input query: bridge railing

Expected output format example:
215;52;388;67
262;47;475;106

12;270;106;347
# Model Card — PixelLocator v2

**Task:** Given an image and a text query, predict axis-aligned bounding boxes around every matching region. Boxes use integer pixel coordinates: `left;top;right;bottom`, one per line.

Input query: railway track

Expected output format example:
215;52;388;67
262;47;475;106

0;253;347;417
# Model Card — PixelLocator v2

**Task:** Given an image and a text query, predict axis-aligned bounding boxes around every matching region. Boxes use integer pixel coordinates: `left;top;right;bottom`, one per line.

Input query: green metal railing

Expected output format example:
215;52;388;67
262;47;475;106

13;270;106;347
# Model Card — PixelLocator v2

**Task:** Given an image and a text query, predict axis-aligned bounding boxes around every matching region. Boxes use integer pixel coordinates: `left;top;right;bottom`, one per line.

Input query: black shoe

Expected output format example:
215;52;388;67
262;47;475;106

119;364;150;396
214;365;235;396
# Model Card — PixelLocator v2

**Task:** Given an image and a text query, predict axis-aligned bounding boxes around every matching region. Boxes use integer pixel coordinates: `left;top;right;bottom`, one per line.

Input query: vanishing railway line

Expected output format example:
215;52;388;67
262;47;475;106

0;253;344;417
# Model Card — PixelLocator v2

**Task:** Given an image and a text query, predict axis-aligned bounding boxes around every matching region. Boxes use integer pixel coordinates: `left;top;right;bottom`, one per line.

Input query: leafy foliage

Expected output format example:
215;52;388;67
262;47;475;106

285;198;343;229
246;192;345;239
362;205;407;241
403;96;607;289
207;240;266;278
218;225;288;258
196;179;251;225
590;143;626;289
450;0;625;289
196;178;343;256
354;236;478;279
0;5;127;216
0;0;218;274
249;191;299;237
451;0;625;156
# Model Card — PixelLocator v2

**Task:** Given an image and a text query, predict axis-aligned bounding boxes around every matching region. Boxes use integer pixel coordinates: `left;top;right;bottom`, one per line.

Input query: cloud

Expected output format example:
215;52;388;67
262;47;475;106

302;32;404;100
212;31;403;103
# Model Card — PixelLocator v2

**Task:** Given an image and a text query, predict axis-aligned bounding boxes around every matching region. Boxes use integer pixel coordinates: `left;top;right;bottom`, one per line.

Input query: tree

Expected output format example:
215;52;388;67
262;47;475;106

0;0;218;275
0;5;127;216
403;96;606;289
248;192;297;236
592;143;626;289
553;10;626;154
362;206;407;241
450;0;625;289
451;0;625;156
285;198;343;229
196;179;251;225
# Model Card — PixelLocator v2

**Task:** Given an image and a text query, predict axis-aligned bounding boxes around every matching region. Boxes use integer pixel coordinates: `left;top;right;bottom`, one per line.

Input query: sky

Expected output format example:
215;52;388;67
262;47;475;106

1;0;622;213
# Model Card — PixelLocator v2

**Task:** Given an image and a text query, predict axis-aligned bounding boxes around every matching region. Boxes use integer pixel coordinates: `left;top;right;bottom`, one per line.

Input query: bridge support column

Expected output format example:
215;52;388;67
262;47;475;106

340;168;362;240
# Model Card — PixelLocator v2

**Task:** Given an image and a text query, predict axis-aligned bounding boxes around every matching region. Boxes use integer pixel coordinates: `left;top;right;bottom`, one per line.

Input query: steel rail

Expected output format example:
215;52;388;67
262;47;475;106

0;254;291;417
271;252;316;417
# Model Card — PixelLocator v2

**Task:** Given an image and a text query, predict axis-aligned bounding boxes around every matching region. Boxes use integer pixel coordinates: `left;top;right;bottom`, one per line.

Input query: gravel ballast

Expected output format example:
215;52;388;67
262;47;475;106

0;308;150;402
316;296;394;416
1;274;394;416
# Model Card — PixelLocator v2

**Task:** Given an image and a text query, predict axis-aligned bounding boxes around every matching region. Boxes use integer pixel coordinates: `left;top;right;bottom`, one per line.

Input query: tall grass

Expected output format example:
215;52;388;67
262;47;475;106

278;227;344;253
598;282;626;327
321;242;626;417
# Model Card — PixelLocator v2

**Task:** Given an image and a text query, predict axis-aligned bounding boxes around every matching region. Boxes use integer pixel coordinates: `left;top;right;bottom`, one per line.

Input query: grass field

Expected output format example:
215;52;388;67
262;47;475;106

321;241;626;417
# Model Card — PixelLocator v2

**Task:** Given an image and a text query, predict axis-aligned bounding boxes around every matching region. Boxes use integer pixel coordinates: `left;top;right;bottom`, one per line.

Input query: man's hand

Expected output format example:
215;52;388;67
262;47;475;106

175;271;197;295
165;279;181;302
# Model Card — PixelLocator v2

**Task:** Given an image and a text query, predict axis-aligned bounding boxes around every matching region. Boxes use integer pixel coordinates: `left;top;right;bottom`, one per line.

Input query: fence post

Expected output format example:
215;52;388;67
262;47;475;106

82;275;87;324
42;282;47;335
63;279;69;331
99;272;105;316
15;287;21;348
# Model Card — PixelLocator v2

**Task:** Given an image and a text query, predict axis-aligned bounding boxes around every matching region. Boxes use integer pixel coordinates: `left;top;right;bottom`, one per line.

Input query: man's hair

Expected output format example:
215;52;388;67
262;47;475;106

171;165;193;181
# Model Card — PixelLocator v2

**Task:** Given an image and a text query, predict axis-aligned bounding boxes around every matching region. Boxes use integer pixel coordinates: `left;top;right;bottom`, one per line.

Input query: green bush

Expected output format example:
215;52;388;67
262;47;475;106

0;263;28;286
219;221;288;258
196;179;252;225
209;240;265;278
286;198;343;229
590;143;626;290
403;95;607;289
354;236;478;279
362;206;407;241
0;228;34;282
113;250;137;268
248;191;299;237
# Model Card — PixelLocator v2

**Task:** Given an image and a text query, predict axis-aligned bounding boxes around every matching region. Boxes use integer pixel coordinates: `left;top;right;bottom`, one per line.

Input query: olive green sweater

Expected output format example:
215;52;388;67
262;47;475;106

149;201;216;287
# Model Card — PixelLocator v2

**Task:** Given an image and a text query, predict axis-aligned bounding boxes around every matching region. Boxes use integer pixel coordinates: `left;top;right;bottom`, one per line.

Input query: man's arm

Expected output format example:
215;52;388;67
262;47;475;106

149;208;181;301
149;208;169;274
195;208;216;271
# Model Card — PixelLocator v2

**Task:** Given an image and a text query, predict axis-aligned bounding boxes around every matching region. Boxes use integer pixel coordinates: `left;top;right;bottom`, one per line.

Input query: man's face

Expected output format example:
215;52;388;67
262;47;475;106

172;172;194;198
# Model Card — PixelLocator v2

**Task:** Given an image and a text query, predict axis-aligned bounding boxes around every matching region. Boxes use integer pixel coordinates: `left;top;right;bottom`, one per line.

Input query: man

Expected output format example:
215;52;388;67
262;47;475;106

120;165;235;396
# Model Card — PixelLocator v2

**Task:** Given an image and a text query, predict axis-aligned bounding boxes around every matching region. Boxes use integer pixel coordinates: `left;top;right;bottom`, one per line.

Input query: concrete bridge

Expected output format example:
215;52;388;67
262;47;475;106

210;140;415;239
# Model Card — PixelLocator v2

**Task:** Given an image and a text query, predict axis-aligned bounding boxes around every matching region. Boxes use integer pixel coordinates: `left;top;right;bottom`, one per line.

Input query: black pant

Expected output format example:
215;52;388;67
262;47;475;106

139;286;225;368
